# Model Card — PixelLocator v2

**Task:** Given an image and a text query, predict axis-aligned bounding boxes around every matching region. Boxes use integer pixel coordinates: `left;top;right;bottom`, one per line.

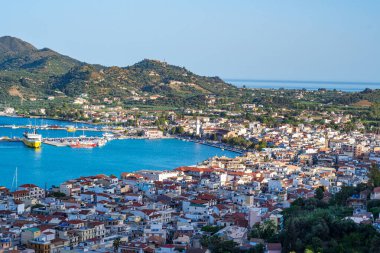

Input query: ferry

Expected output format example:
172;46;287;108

22;129;42;148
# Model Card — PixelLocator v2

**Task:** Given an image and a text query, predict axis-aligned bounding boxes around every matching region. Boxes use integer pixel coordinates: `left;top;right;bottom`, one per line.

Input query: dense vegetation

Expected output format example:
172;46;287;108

198;167;380;253
280;198;378;253
0;36;237;107
279;167;380;253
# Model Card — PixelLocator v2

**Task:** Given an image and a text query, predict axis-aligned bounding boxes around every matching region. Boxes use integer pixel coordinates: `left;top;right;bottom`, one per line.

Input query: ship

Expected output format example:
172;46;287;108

66;125;76;132
22;129;42;148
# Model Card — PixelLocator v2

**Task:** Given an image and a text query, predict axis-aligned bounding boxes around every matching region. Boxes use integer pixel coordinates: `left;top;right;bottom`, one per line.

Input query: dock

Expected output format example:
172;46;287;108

42;137;107;147
0;136;109;148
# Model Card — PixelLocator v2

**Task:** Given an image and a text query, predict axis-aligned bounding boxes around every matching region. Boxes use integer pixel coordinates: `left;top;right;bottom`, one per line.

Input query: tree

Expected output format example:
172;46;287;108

210;133;218;141
31;204;45;210
113;238;121;252
315;186;325;200
48;192;66;198
201;235;237;253
370;235;380;253
201;225;223;234
368;164;380;188
250;220;277;241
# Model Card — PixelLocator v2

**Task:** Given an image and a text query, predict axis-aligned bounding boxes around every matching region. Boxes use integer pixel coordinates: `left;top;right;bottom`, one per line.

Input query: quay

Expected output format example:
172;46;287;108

0;136;21;142
176;137;245;154
42;137;107;147
0;136;109;147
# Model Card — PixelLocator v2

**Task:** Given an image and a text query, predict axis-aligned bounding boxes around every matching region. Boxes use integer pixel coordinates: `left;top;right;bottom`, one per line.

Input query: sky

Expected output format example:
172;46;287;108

1;0;380;82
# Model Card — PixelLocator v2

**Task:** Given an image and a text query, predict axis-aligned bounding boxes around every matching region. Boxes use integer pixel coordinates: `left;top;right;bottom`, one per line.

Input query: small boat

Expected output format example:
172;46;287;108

11;125;19;129
66;125;76;132
97;139;107;147
102;132;114;140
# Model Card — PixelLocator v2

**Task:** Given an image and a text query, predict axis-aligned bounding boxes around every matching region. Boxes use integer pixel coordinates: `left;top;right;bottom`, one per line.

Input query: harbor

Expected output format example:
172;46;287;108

0;124;102;132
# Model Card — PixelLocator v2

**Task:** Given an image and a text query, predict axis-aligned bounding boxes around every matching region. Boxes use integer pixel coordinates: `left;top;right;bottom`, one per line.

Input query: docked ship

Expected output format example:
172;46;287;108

66;125;76;132
22;129;42;148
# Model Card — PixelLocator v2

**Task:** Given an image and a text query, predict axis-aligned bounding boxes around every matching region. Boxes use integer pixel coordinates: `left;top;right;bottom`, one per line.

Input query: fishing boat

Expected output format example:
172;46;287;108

22;128;42;148
70;140;97;148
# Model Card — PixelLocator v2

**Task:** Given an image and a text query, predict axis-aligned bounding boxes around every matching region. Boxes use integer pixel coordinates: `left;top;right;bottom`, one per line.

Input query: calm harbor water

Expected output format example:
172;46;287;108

226;79;380;92
0;116;237;188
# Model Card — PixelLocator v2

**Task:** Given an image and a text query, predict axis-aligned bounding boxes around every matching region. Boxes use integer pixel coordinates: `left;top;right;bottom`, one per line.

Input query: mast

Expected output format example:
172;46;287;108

11;167;18;191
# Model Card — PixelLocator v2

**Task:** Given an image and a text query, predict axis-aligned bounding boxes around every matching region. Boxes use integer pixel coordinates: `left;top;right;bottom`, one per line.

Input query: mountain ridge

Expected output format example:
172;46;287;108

0;36;236;105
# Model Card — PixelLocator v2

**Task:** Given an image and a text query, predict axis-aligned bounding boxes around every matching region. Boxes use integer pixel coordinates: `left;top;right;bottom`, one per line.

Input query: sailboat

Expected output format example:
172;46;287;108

79;126;86;138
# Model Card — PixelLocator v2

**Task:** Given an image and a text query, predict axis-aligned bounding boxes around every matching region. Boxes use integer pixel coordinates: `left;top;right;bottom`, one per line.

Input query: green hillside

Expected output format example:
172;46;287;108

0;36;237;105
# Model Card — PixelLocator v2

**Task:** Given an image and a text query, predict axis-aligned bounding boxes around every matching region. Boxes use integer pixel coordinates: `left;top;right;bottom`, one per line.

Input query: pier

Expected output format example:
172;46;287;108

0;124;102;132
0;136;109;148
43;137;107;147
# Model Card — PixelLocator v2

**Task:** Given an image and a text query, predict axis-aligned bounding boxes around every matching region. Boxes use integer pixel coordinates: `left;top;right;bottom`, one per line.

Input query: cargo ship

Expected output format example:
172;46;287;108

22;129;42;148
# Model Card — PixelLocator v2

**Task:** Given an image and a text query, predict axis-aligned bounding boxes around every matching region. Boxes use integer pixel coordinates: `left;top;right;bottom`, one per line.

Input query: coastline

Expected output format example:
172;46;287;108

225;79;380;92
175;136;245;154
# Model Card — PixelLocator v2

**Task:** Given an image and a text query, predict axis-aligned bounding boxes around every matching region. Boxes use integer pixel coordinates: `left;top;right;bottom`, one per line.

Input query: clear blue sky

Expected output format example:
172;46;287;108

2;0;380;82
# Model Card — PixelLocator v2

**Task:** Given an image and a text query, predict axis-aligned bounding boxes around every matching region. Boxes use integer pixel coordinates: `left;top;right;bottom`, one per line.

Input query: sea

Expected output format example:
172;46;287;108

225;79;380;92
0;116;237;188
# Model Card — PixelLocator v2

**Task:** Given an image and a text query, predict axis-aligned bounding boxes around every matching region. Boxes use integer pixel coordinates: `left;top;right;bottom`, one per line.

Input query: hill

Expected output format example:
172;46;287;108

0;36;237;106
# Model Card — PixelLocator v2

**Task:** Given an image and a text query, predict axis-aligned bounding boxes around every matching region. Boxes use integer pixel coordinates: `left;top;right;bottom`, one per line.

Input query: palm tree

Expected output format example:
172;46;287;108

113;237;121;253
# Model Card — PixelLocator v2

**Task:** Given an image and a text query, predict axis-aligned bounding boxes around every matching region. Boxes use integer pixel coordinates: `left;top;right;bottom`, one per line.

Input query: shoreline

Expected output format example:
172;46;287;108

0;136;234;189
175;136;245;154
225;79;380;92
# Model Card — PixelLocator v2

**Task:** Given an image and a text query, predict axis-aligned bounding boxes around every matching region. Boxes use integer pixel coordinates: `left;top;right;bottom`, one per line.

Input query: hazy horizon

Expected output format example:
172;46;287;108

1;0;380;83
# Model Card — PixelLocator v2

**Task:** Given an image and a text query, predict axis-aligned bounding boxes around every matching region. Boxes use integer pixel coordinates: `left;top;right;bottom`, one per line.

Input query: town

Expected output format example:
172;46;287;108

1;1;379;252
1;115;380;252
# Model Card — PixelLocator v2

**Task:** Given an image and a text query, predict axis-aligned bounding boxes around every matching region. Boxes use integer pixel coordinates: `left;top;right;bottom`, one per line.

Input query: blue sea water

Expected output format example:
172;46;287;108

225;79;380;92
0;116;236;188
